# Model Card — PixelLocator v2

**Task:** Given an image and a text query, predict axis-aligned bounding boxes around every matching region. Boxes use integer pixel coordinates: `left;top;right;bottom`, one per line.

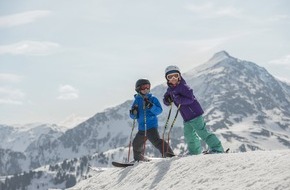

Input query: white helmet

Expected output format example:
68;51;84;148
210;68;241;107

165;65;180;76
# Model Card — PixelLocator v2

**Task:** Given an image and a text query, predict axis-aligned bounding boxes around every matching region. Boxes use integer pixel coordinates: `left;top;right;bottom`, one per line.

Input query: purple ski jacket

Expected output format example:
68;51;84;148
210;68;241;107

163;77;204;122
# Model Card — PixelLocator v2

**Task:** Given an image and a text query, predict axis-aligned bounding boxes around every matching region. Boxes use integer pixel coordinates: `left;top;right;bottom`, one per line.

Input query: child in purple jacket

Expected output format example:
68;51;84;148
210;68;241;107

163;65;224;155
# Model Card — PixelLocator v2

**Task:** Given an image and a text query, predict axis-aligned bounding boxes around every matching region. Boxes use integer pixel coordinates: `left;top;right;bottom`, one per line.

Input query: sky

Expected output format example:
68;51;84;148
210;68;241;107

0;0;290;126
69;150;290;190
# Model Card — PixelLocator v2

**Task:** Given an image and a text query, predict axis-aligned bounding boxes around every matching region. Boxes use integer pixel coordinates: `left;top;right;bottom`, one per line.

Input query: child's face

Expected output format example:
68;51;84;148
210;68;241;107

140;84;150;94
167;73;180;85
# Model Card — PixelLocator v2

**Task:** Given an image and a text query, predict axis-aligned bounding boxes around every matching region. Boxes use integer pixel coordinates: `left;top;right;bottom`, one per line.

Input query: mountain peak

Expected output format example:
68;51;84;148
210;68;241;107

210;50;231;62
213;50;230;57
189;51;233;74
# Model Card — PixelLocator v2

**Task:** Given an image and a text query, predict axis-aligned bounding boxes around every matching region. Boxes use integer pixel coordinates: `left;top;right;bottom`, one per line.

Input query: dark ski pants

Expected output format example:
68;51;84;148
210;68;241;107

132;128;174;161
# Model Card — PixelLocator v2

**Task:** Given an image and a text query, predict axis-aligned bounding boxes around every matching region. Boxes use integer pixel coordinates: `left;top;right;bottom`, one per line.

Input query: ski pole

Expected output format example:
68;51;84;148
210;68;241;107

127;116;136;163
167;104;181;153
162;102;173;157
142;99;147;159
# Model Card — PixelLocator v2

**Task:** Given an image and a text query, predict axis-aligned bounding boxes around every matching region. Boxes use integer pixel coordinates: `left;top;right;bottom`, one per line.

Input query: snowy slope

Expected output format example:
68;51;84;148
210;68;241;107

69;150;290;190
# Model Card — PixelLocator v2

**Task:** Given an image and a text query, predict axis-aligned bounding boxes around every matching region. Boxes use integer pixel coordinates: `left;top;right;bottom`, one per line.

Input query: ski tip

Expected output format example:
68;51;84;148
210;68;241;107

202;148;230;154
112;161;134;168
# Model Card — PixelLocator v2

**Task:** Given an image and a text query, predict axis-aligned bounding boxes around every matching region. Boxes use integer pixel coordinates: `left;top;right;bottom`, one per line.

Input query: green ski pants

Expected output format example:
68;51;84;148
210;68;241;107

183;116;224;155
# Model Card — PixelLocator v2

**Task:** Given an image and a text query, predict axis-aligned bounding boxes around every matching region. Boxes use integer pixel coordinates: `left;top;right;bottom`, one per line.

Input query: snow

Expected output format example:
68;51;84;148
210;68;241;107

0;123;63;152
69;150;290;190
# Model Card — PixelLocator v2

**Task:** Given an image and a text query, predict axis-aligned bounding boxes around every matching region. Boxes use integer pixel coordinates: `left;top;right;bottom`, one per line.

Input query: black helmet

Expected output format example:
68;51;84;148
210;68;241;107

135;78;150;93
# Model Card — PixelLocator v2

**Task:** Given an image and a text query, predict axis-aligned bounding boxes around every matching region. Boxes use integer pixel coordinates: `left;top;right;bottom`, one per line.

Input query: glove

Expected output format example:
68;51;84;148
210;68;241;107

144;97;153;109
130;105;138;116
165;95;173;104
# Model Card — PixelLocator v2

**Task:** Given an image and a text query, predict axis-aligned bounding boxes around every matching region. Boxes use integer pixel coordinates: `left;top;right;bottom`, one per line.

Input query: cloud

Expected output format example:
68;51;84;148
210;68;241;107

0;73;22;83
0;41;60;56
57;85;79;100
269;55;290;66
0;87;25;105
185;2;242;18
0;10;51;27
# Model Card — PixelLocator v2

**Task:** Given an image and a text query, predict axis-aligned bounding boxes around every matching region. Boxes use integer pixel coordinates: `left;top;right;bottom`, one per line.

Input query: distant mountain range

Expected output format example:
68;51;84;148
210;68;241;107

0;123;64;152
1;51;290;183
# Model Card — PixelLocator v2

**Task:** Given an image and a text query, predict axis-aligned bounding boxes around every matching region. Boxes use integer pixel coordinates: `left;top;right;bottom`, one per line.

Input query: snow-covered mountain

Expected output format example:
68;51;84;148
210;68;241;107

182;51;290;152
2;51;290;183
0;123;64;175
0;123;64;152
0;148;29;176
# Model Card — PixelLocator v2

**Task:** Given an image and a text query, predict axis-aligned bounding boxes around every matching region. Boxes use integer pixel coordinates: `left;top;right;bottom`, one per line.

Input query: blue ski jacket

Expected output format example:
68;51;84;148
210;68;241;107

130;93;162;131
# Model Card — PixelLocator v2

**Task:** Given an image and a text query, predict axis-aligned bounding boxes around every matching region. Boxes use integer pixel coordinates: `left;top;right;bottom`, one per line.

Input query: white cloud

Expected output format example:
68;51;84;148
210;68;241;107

0;87;25;105
0;73;22;83
185;2;242;18
0;10;51;27
0;41;60;56
57;85;79;100
269;55;290;66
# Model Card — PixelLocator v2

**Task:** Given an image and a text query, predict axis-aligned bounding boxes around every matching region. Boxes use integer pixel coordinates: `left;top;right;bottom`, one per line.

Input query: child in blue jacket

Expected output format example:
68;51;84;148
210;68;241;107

163;66;224;155
130;78;175;161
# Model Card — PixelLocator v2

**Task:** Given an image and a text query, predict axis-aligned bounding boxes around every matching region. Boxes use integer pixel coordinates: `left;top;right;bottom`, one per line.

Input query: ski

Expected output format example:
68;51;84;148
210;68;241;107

112;157;160;168
225;148;230;153
112;161;135;168
203;148;230;154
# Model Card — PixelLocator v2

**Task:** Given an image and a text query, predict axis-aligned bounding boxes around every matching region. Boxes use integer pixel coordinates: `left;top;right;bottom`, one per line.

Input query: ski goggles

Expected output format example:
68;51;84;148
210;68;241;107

140;84;150;90
166;73;180;80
